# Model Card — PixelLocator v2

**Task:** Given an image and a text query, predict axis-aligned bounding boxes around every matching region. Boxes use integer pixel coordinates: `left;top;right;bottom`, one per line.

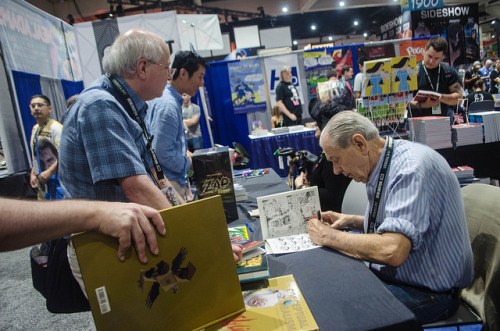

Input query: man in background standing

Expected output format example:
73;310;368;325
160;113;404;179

489;59;500;95
339;65;354;109
275;65;302;126
479;59;493;90
29;94;63;200
147;51;206;200
182;93;204;152
354;57;368;100
464;61;482;94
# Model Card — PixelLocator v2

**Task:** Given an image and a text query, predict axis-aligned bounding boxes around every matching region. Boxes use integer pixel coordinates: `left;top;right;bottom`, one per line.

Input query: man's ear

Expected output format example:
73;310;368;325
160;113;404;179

352;134;368;153
137;58;148;79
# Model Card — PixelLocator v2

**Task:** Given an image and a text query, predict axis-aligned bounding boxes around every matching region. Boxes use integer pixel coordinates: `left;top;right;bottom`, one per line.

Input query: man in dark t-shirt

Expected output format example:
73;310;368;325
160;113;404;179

467;79;494;108
275;66;303;126
409;37;463;122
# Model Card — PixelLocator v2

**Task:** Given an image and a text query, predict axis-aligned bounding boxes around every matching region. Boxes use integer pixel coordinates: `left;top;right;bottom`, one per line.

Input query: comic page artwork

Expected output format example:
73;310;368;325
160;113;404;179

257;187;321;254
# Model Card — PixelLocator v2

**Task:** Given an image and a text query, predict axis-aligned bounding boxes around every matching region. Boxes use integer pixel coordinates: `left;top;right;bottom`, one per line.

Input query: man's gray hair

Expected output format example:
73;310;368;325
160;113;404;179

322;111;379;149
102;29;169;76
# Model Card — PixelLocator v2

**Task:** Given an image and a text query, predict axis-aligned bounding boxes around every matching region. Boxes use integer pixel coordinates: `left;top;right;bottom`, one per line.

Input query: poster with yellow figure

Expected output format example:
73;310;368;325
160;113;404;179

363;59;391;96
390;56;417;93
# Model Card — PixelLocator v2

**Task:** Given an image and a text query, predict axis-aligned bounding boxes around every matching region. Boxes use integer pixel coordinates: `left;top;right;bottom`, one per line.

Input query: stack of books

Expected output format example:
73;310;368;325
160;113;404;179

228;226;268;283
452;166;478;186
452;123;484;146
409;116;453;149
469;111;500;143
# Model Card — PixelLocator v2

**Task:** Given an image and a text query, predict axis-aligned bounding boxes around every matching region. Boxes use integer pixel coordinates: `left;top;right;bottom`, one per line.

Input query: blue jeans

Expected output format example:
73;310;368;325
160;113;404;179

382;281;459;325
187;136;203;152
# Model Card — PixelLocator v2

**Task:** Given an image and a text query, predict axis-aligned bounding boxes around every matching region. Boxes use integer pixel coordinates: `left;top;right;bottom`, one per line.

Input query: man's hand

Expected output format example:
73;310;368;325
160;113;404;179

232;243;243;262
308;218;334;246
294;172;309;189
37;169;51;184
30;171;38;188
94;202;166;263
289;113;297;121
420;97;440;109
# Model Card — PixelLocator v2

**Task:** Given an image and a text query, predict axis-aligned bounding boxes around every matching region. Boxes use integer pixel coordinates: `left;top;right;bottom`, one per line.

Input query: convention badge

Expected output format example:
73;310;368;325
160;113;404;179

432;105;441;115
292;96;300;106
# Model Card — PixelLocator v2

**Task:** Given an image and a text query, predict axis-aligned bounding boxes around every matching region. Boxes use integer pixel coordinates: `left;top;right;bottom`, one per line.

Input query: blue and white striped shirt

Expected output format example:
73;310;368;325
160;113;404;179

366;139;473;292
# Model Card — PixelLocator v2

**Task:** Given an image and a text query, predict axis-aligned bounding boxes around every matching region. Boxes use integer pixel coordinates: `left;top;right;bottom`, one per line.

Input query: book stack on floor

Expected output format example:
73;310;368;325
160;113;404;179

452;123;484;146
409;116;453;149
452;166;478;186
208;275;319;331
469;111;500;143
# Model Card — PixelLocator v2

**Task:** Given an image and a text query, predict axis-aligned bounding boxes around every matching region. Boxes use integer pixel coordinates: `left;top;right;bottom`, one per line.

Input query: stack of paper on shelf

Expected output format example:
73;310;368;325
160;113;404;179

451;166;478;185
72;196;245;331
409;116;452;149
452;123;484;146
469;111;500;143
208;275;319;331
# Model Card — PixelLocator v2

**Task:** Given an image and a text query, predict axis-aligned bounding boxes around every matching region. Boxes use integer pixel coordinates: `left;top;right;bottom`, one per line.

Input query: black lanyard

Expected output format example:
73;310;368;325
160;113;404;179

421;62;440;93
367;137;394;234
105;73;166;185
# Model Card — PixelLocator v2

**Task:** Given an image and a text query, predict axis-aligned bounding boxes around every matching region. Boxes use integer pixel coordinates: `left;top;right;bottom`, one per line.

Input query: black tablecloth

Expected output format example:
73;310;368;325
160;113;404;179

231;169;419;331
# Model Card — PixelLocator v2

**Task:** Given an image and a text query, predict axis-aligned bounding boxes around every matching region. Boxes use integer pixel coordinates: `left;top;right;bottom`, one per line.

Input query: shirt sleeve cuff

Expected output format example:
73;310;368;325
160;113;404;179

376;217;422;251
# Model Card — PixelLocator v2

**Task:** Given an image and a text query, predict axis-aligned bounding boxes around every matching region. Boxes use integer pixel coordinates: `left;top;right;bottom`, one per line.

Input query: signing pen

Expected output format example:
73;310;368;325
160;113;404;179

245;222;254;232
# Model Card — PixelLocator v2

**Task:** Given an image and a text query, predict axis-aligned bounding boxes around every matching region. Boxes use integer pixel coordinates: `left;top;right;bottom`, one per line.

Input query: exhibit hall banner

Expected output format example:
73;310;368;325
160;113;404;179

356;44;396;61
0;0;82;80
399;39;428;62
410;3;479;68
264;54;304;109
228;59;267;114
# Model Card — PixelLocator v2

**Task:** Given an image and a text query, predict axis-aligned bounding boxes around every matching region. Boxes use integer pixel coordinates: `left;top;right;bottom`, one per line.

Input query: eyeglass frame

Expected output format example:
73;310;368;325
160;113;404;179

29;102;49;109
148;60;176;76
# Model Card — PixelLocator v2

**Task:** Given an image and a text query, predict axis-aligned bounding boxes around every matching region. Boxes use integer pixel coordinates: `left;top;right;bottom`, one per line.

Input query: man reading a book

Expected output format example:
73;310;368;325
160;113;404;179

308;111;473;325
409;36;463;122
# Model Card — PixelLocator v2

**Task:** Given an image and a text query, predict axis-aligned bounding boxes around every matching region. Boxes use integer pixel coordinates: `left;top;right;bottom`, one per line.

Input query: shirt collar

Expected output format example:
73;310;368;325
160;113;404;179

167;83;183;105
113;75;148;114
367;137;390;188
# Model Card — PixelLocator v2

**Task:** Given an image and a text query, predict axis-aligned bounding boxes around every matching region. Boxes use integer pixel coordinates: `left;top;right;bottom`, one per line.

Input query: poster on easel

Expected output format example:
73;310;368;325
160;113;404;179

228;59;267;114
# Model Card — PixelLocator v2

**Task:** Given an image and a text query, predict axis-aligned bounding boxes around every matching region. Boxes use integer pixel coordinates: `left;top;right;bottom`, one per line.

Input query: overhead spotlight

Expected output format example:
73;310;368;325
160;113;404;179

293;40;298;45
363;32;368;37
109;5;114;17
354;20;359;26
311;24;316;31
328;36;333;41
492;20;496;24
282;6;288;13
493;34;496;39
339;1;345;7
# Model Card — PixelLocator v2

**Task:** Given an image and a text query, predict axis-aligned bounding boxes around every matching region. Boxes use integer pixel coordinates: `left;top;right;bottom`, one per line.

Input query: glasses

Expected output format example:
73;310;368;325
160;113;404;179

149;61;176;76
30;102;48;109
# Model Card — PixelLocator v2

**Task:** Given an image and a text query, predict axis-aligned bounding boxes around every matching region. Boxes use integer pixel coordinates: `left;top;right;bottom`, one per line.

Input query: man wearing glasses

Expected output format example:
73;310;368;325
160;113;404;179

146;51;207;201
29;94;63;200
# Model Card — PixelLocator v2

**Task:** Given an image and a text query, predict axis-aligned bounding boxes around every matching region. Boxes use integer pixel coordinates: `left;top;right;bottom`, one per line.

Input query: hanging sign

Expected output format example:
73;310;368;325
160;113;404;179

401;0;443;12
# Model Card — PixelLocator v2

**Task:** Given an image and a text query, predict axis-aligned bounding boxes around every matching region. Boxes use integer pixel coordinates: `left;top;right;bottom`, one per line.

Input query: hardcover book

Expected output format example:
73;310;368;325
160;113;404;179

72;196;245;331
390;56;417;93
192;146;238;222
363;58;391;96
208;275;319;330
236;254;270;283
413;90;442;103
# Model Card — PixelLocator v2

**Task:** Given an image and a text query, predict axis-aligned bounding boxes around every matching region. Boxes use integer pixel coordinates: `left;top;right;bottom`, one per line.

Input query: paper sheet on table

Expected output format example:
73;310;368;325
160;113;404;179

265;233;320;254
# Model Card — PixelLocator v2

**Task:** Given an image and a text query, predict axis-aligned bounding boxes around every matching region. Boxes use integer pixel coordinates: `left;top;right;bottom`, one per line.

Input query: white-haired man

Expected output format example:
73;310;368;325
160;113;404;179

308;111;473;325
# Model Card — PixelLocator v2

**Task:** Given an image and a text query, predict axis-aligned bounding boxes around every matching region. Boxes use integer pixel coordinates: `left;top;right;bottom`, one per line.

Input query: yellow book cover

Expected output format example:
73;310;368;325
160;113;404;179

390;56;418;93
364;59;391;96
72;196;245;331
208;275;319;330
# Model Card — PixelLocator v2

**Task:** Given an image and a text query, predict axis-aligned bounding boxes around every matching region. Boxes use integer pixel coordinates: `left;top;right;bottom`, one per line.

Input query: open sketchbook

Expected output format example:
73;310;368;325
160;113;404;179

257;186;321;254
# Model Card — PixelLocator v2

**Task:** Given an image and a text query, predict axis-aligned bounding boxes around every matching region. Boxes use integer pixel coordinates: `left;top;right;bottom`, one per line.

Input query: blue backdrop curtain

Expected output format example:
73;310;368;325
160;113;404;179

203;60;250;152
12;70;42;152
61;79;84;102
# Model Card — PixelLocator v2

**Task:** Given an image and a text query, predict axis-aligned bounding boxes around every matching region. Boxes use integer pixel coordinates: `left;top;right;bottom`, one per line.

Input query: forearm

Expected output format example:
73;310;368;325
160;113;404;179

318;229;410;266
440;92;461;106
0;199;103;251
184;115;200;127
118;174;171;210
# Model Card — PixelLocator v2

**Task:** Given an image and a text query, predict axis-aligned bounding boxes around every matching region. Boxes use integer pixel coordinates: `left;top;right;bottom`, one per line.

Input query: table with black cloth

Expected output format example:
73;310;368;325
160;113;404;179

248;129;321;177
230;169;419;330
